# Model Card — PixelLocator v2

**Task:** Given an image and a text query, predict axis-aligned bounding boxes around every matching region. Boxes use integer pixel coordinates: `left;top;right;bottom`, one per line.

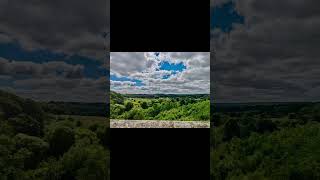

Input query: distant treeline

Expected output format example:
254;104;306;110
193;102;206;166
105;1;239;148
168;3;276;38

42;101;107;116
212;102;314;118
123;93;210;99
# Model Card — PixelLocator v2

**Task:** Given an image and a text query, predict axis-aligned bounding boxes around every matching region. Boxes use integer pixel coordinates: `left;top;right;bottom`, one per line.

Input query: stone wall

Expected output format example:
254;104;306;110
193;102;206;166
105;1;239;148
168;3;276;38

110;120;210;128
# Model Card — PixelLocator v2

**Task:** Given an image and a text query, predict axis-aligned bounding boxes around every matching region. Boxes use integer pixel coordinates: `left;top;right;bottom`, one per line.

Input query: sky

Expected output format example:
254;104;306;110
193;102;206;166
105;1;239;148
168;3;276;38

0;0;109;102
110;52;210;94
211;0;320;102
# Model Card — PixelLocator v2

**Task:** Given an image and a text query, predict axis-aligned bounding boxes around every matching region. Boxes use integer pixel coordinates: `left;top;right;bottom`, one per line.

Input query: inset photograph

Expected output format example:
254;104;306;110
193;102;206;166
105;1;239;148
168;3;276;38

110;52;210;128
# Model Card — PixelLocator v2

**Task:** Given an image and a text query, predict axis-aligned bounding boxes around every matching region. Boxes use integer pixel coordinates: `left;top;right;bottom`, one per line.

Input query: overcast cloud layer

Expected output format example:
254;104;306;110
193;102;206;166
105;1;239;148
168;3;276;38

110;52;210;94
0;0;108;102
211;0;320;102
0;0;109;58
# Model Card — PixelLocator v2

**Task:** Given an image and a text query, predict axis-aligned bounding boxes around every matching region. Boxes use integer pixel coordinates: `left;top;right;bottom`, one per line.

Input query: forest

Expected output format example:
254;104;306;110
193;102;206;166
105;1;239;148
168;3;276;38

110;91;210;121
0;90;110;180
211;102;320;179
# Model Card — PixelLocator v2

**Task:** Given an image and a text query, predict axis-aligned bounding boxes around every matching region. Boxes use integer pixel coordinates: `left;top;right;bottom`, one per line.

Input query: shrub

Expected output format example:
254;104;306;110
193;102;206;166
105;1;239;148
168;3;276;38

59;145;109;180
46;126;75;156
223;118;240;141
124;101;133;111
75;128;99;146
14;133;49;169
141;101;148;109
8;114;41;136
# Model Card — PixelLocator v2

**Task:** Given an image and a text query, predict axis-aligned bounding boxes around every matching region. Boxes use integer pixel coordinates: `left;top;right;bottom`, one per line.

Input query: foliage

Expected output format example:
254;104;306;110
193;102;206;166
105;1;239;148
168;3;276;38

0;90;109;179
8;114;41;136
111;91;210;121
46;125;75;156
211;102;320;179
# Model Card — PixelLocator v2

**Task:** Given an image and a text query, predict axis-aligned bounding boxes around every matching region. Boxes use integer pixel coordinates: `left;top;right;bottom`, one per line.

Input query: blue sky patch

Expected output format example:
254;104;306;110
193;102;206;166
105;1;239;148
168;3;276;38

211;1;244;32
0;42;66;62
110;74;144;86
159;61;186;72
0;42;104;79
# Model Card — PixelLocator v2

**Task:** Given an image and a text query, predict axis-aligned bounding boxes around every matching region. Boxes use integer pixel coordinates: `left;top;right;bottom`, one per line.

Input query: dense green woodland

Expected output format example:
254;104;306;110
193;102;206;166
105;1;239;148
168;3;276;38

0;90;110;180
111;91;210;121
211;103;320;180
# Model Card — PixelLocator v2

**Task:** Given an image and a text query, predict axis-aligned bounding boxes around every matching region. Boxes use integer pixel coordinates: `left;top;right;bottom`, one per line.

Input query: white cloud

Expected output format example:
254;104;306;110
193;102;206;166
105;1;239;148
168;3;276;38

110;52;210;94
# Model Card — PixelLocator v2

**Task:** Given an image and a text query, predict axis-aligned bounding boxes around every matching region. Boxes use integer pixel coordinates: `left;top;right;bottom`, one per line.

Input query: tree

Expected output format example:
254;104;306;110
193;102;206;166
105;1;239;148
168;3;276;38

124;101;133;111
141;101;148;109
75;128;99;146
255;119;277;133
14;133;49;169
47;126;75;156
223;118;240;141
59;145;109;180
0;98;22;119
96;125;110;148
8;114;41;136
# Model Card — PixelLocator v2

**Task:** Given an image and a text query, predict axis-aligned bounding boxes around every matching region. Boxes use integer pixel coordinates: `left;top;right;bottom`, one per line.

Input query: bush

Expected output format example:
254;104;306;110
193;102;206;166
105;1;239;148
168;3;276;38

141;101;148;109
0;98;23;119
76;120;82;127
47;126;75;156
255;119;277;133
89;123;99;132
124;101;133;111
96;125;110;148
8;114;41;136
223;118;240;141
22;99;45;123
75;128;99;146
14;133;49;169
59;145;109;180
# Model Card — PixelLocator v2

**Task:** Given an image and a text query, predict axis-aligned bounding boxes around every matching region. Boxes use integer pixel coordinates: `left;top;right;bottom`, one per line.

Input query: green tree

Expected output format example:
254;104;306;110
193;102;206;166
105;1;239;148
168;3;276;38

223;118;240;141
141;101;148;109
59;145;109;180
0;98;23;119
96;125;110;148
14;133;49;169
75;128;99;146
124;101;133;111
8;114;41;136
47;126;75;156
255;119;277;133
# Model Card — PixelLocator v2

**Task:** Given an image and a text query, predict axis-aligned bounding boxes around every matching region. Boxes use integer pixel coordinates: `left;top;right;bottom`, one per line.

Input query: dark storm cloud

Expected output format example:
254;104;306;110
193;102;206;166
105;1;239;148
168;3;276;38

11;77;107;102
0;0;109;59
0;57;107;102
211;0;320;102
0;58;84;78
0;1;109;102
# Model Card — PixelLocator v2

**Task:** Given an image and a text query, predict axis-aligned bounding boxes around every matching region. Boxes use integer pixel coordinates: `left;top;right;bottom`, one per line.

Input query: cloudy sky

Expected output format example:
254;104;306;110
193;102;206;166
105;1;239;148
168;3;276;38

110;52;210;94
0;0;109;102
211;0;320;102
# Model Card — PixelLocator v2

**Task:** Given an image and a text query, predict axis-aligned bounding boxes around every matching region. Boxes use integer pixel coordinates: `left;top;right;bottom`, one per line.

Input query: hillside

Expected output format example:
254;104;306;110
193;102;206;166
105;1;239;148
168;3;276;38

0;90;110;179
211;102;320;179
110;91;210;121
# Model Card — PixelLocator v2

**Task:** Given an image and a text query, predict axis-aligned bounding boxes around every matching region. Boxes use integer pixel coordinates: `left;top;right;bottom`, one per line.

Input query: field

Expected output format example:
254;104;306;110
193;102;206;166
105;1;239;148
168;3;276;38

111;91;210;121
0;90;110;179
211;102;320;179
